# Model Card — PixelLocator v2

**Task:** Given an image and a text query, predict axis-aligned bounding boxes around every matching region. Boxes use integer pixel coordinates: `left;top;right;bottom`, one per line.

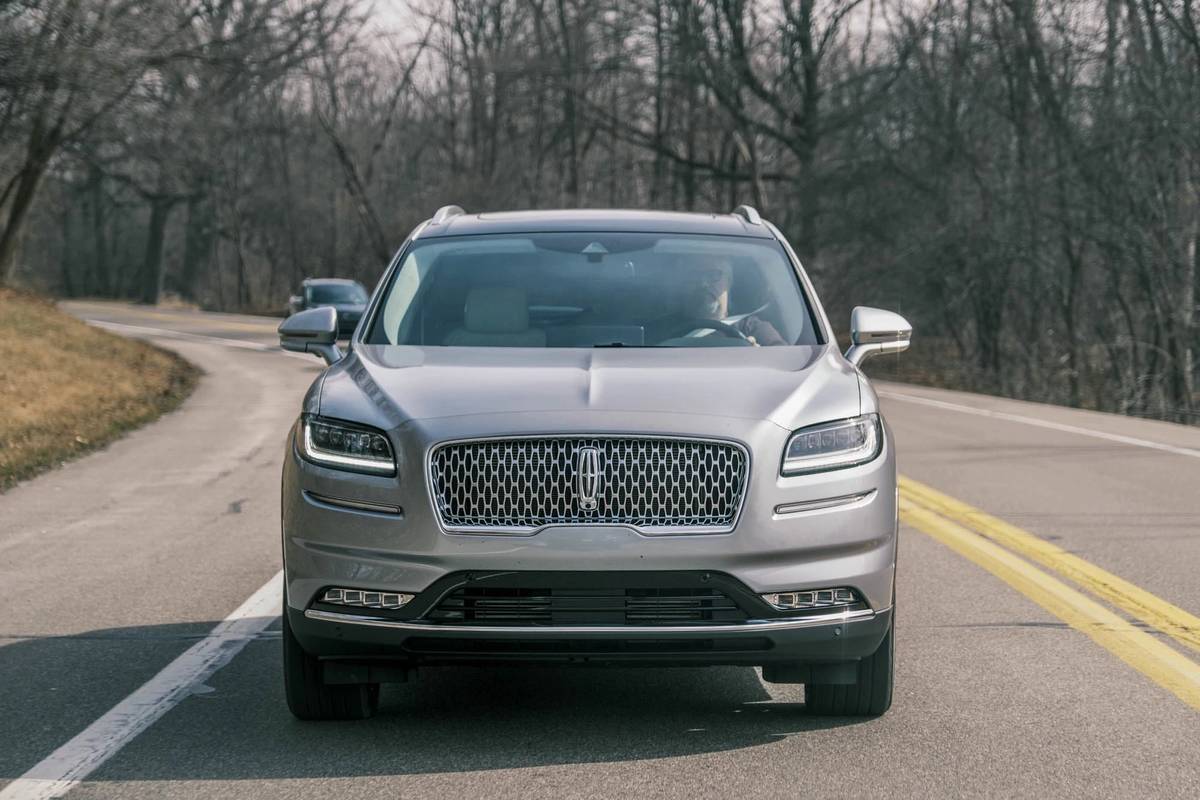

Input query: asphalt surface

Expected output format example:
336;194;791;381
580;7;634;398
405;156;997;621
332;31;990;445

1;302;1197;798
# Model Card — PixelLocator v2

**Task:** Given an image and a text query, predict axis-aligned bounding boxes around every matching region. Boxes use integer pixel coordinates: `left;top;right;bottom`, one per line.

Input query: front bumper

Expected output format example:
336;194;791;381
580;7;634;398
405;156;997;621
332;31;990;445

282;411;899;667
288;602;892;668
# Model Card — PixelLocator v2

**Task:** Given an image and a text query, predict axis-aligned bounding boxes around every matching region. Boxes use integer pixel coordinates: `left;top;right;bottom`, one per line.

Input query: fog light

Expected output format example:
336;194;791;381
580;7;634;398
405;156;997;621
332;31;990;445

762;587;858;611
321;587;414;610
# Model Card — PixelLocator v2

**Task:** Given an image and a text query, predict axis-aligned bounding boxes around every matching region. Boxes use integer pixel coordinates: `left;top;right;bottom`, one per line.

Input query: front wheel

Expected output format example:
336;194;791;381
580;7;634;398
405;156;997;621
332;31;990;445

805;621;894;717
282;603;379;720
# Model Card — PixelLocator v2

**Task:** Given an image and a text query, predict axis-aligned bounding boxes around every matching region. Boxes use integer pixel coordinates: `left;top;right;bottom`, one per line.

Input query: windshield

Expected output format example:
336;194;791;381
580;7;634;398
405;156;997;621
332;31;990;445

307;283;366;304
367;233;821;348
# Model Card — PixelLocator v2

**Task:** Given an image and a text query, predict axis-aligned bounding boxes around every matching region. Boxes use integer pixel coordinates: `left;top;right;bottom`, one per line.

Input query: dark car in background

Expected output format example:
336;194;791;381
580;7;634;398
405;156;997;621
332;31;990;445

288;278;369;336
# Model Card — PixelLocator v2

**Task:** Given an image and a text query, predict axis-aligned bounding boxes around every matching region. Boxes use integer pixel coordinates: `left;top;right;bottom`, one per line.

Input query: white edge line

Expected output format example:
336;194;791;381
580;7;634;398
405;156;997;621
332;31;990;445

878;390;1200;460
83;319;316;363
0;571;283;800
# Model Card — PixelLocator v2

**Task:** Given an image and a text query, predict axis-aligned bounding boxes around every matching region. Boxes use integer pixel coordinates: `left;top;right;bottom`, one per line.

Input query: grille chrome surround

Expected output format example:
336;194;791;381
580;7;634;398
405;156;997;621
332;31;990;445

427;435;750;534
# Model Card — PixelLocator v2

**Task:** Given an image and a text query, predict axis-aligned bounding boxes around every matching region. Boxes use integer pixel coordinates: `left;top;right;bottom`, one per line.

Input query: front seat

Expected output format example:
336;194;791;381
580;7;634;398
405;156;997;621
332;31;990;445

443;286;547;347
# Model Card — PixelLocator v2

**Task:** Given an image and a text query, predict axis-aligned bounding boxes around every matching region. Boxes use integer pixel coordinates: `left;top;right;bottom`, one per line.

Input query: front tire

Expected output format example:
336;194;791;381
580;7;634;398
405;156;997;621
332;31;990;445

282;603;379;720
805;621;894;717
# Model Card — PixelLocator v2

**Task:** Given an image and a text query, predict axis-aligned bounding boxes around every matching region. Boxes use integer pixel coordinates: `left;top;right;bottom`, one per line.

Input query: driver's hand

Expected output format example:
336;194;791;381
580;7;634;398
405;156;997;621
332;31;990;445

747;335;760;347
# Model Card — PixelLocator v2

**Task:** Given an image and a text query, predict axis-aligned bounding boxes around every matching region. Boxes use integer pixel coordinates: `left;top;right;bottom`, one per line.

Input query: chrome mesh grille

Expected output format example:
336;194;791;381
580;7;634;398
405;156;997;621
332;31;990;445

429;437;748;531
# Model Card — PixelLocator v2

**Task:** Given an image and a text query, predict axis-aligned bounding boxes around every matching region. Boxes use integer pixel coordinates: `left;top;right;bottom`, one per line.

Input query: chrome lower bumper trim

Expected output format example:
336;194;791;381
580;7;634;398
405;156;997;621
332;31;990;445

303;606;883;635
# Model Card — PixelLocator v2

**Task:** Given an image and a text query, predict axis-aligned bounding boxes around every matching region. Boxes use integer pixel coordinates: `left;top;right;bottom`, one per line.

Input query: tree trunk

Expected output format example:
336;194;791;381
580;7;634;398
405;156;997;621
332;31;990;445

1189;213;1198;403
60;201;75;296
138;198;173;305
0;155;52;285
650;0;666;206
794;0;821;266
179;191;213;302
88;163;110;295
555;0;580;205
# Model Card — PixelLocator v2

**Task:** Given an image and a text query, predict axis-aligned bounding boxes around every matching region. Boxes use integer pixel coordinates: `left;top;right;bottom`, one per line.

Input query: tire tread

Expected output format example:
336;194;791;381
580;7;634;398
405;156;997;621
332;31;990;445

283;608;379;721
805;623;893;717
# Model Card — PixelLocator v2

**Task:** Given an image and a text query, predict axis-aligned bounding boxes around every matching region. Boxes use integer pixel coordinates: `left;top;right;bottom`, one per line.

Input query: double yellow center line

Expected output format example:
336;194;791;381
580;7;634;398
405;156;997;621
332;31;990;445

899;476;1200;710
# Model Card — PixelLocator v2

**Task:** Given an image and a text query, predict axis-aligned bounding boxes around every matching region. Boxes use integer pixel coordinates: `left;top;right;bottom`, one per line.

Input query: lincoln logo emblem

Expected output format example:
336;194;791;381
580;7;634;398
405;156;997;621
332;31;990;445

575;446;603;511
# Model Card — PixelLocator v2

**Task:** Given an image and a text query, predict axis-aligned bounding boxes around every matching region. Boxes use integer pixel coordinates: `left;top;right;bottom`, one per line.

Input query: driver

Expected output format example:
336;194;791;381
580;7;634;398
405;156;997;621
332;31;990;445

658;255;786;346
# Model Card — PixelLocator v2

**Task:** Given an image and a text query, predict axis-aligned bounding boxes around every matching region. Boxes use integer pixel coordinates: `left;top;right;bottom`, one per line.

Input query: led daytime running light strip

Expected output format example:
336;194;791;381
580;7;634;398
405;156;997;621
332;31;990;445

762;587;859;610
322;588;413;610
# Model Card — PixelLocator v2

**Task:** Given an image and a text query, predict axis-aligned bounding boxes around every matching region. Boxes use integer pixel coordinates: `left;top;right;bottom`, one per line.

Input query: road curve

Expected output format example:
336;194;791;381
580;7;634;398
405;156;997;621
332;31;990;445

0;302;1196;799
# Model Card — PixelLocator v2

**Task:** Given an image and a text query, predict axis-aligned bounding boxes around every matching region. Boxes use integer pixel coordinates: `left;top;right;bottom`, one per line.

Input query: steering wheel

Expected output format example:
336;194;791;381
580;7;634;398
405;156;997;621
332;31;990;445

662;317;752;343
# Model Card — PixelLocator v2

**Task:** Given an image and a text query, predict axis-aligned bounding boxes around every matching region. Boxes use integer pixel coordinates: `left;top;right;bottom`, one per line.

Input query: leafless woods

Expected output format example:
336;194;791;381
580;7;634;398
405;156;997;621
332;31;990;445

1;0;1197;419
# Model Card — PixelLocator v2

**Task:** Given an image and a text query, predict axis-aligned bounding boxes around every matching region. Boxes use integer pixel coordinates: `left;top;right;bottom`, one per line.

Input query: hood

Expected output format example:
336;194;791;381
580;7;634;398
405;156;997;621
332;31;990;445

317;345;862;433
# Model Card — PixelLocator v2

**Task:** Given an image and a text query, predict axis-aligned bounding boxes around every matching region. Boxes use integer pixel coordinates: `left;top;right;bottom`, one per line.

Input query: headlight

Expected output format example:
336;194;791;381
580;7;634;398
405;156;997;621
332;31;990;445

301;415;395;475
781;413;881;475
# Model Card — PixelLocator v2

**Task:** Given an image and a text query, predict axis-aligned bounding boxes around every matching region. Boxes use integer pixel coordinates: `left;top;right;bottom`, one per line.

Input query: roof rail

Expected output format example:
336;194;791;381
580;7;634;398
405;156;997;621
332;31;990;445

731;205;762;225
431;204;466;224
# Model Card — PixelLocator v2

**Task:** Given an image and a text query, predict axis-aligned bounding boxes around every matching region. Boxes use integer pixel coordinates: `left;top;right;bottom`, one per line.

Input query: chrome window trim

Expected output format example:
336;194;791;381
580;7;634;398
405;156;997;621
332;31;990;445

424;433;752;536
304;605;881;634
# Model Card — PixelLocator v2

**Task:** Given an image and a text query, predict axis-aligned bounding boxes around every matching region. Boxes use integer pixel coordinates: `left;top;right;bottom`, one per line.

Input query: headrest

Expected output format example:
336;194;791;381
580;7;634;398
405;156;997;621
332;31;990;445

464;286;530;333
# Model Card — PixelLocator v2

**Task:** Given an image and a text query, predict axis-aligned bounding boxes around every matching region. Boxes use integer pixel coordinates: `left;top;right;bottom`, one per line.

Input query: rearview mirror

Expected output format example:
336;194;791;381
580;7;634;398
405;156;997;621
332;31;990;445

844;306;912;367
279;307;342;365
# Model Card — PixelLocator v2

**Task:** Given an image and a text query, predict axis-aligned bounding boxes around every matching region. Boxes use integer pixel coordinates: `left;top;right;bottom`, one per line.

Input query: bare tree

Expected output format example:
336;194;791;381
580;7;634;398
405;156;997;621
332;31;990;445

6;0;1198;419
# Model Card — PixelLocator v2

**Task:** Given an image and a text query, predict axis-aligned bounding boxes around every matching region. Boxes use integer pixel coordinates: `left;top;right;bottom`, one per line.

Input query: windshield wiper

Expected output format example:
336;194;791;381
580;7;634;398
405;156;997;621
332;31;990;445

593;342;647;348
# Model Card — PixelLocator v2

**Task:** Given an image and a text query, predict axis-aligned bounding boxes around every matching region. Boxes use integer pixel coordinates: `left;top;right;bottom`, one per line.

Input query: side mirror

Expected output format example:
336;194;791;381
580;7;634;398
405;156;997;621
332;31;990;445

844;306;912;367
279;306;342;365
288;295;303;313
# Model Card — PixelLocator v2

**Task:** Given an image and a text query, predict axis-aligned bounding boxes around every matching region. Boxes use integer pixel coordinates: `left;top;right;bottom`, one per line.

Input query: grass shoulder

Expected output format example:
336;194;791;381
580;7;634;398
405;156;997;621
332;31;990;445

0;289;199;491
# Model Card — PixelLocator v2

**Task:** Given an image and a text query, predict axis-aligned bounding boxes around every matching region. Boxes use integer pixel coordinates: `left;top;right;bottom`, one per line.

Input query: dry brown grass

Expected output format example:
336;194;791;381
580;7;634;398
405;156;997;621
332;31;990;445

0;289;199;491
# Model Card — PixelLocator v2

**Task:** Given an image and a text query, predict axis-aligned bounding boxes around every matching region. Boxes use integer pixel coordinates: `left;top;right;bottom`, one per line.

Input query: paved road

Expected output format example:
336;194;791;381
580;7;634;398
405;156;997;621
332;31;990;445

1;302;1197;799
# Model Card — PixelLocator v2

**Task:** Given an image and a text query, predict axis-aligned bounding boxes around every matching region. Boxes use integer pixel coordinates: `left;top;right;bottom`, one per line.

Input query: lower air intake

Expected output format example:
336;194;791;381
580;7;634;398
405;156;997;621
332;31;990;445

426;586;750;626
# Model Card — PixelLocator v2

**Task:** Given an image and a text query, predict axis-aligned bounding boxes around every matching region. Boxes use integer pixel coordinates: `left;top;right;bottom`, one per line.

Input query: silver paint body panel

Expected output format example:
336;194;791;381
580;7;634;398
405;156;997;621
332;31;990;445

281;210;899;661
283;395;896;613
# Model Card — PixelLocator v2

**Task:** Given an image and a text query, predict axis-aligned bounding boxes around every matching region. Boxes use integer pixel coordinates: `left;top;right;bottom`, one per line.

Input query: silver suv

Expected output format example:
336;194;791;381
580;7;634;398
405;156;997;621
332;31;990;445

278;206;911;720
